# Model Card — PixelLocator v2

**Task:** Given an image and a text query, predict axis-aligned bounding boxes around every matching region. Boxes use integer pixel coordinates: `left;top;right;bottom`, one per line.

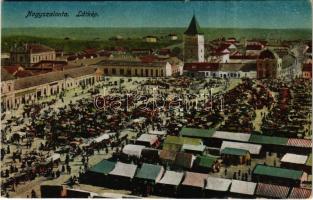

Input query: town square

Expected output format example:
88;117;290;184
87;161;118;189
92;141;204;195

1;0;312;198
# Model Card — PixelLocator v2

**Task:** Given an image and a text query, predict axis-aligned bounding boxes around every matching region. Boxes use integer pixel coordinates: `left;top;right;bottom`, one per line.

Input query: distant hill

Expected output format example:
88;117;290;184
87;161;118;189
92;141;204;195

2;27;312;41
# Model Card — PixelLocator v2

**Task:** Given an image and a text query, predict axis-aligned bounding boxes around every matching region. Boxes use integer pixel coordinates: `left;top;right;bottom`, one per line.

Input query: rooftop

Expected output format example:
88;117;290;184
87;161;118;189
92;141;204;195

253;164;303;180
184;14;202;35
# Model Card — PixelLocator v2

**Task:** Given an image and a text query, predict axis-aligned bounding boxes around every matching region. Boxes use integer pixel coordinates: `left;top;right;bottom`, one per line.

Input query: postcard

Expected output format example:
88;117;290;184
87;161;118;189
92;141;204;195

1;0;312;198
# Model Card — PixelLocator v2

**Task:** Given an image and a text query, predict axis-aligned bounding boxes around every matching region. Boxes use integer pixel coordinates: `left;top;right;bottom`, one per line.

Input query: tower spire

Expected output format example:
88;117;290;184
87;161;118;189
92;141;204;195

184;13;202;35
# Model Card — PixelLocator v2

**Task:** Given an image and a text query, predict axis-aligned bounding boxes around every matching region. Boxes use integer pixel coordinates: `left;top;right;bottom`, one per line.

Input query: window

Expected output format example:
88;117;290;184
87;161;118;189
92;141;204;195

120;69;125;75
145;69;149;76
141;69;144;76
135;69;138;76
150;69;153;76
112;68;116;75
104;69;108;74
127;69;131;75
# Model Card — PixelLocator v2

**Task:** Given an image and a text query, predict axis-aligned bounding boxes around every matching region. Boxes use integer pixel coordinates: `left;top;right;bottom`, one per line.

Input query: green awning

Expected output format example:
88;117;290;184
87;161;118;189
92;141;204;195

195;155;217;168
253;164;303;180
163;143;182;152
249;134;288;146
164;135;202;146
135;163;163;181
180;127;215;138
88;160;116;175
221;147;249;156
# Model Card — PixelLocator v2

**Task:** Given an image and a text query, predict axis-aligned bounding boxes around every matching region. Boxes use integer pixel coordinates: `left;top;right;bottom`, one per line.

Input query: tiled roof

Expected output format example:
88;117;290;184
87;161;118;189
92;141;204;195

1;68;16;81
15;70;34;78
99;59;167;67
184;62;220;71
14;66;96;90
27;43;54;53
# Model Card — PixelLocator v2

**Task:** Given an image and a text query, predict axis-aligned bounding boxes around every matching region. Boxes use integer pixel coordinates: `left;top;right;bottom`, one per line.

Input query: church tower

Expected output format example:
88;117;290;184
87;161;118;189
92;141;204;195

184;14;205;62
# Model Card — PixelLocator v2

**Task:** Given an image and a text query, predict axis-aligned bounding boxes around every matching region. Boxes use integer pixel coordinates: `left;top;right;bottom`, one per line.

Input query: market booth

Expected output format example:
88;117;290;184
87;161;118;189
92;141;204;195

252;164;307;187
134;163;164;196
135;134;159;147
108;161;138;189
156;170;184;197
122;144;145;159
81;159;116;186
192;155;219;173
229;180;257;198
221;147;251;165
40;184;65;198
288;187;312;199
255;182;290;199
141;148;159;163
204;177;231;198
178;171;208;198
159;150;177;166
220;141;262;158
174;152;195;170
280;153;308;172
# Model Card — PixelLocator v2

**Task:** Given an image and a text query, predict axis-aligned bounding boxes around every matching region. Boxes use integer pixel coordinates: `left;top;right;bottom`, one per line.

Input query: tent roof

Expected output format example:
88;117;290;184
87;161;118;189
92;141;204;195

122;144;145;158
230;180;256;195
281;153;308;165
249;134;288;145
174;152;195;169
194;155;217;168
288;187;312;199
253;164;303;180
135;163;164;181
149;130;166;135
88;160;116;175
109;162;137;178
181;171;208;188
205;177;231;191
164;136;202;145
256;183;290;199
159;150;177;161
180;127;215;138
213;131;251;142
182;144;206;152
136;134;158;145
157;170;184;186
221;141;262;155
221;147;249;156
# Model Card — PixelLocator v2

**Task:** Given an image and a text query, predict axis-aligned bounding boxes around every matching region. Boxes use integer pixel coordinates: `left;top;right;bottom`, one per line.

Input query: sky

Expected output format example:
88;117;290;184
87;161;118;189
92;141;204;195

1;0;312;29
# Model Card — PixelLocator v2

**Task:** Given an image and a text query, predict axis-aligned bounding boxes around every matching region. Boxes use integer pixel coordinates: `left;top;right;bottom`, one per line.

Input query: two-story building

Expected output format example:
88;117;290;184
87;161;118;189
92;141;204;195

1;68;16;110
10;43;56;67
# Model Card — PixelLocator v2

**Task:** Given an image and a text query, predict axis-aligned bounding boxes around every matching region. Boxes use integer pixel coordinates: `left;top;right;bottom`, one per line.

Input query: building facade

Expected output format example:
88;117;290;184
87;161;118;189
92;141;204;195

1;68;16;110
256;49;282;79
97;59;181;77
10;43;56;67
184;15;205;62
1;66;97;110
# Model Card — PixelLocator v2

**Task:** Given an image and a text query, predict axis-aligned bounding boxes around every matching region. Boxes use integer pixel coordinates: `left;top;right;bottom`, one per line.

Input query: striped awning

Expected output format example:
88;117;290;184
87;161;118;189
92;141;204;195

287;138;312;148
288;187;311;199
256;183;290;199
